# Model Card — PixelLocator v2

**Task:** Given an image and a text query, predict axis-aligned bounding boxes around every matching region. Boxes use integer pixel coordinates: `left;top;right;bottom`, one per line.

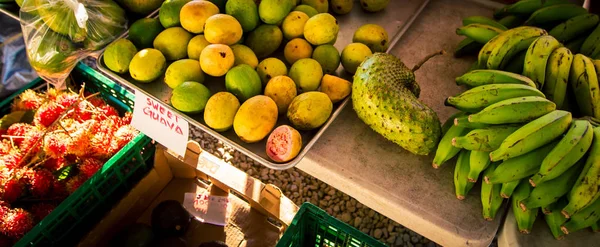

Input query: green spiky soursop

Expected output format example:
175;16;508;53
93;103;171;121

352;53;441;155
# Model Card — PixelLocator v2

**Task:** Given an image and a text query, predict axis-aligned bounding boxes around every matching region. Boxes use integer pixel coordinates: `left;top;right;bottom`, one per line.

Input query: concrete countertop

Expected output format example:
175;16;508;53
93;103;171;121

296;0;508;246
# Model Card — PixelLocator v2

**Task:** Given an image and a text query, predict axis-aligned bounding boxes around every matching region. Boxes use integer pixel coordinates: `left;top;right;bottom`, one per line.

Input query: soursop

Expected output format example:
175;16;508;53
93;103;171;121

352;52;442;155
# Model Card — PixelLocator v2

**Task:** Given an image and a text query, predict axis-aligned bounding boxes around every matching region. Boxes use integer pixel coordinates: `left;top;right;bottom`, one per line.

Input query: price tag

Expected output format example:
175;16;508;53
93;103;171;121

130;90;189;157
183;192;230;226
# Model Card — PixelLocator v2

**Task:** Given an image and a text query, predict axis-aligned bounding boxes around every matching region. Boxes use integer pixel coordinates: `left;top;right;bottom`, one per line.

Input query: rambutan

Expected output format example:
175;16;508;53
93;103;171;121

6;123;36;145
18;130;43;155
55;92;79;108
88;119;117;159
0;151;23;170
33;102;65;127
0;140;11;155
87;96;107;108
0;178;22;203
45;88;60;101
0;234;14;247
43;132;70;159
121;112;133;126
0;208;35;238
23;169;54;197
93;105;119;121
29;203;56;221
110;125;138;154
42;158;68;172
50;180;67;199
12;90;44;112
65;175;87;194
0;201;9;218
78;158;103;179
66;121;94;157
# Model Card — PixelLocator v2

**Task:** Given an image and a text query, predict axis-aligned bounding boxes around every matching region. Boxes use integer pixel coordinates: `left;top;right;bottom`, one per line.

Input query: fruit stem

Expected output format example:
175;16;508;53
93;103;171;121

577;116;600;127
412;50;447;72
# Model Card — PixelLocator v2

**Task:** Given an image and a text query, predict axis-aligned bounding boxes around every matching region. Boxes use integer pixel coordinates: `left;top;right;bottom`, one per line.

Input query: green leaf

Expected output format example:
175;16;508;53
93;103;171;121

56;165;75;181
0;110;35;130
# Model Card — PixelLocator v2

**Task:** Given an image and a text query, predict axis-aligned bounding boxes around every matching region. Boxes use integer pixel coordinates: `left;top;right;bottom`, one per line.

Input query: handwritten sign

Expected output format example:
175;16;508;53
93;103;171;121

130;90;189;157
183;192;230;226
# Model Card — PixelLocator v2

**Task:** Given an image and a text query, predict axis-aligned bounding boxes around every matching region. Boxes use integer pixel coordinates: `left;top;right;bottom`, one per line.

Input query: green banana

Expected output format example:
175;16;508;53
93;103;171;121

481;162;504;221
563;127;600;218
521;161;584;210
512;180;538;234
544;198;569;240
485;141;558;184
561;196;600;234
467;96;556;125
433;113;470;169
530;120;594;186
455;38;483;58
487;27;547;70
445;84;545;113
463;16;508;30
501;179;520;198
523;35;562;89
442;111;465;135
498;15;526;29
494;0;571;19
543;47;573;109
456;24;504;44
592;221;600;232
453;115;492;129
503;50;526;74
543;202;556;215
489;110;571;162
524;4;589;27
569;54;600;118
455;69;537;88
455;149;475;200
565;35;587;54
581;23;600;57
452;125;521;152
549;14;600;43
478;34;504;68
468;150;491;182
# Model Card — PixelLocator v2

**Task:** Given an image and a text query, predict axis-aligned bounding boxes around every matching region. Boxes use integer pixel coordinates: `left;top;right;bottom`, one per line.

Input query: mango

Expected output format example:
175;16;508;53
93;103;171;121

353;24;389;52
226;0;259;32
204;92;241;132
341;43;372;74
287;92;332;130
231;44;259;68
259;0;295;25
282;11;310;40
199;44;235;77
180;1;219;34
159;0;191;28
165;59;205;89
294;4;318;17
225;64;263;102
204;14;243;45
331;0;353;15
245;24;283;58
266;125;302;163
360;0;389;12
301;0;328;13
289;58;323;92
257;58;288;86
233;95;279;143
129;18;164;49
264;75;298;114
187;35;210;60
120;0;162;15
304;13;339;45
312;44;340;74
153;27;193;61
320;74;351;103
129;48;166;83
284;38;313;65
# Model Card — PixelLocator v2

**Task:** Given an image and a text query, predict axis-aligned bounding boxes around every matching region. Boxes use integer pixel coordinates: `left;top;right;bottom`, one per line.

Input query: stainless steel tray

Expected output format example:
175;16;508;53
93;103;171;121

97;0;431;170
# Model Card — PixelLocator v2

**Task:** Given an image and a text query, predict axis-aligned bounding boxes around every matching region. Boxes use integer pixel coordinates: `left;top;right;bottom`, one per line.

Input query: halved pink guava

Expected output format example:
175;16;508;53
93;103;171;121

266;125;302;163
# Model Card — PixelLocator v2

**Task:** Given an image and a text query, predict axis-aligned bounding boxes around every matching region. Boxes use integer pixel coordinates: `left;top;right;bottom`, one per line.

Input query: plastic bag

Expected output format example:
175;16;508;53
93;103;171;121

0;14;38;99
19;0;128;88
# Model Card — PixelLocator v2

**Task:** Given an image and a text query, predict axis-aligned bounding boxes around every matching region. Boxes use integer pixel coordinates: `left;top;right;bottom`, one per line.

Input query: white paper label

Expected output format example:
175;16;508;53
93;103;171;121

183;192;230;226
130;90;189;157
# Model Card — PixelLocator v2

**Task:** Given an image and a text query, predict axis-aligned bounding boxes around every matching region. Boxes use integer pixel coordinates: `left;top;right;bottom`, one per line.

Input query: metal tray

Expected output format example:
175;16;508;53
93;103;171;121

97;0;431;170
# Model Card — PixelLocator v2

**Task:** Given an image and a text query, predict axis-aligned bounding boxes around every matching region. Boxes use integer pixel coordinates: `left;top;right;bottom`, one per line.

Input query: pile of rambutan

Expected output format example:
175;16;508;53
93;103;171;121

0;86;139;245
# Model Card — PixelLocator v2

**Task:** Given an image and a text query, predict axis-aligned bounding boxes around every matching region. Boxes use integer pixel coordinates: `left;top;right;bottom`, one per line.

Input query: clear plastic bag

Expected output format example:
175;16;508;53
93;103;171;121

19;0;128;88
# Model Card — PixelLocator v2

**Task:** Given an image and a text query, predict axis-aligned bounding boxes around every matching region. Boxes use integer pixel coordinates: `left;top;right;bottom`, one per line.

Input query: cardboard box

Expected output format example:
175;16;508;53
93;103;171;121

79;141;299;247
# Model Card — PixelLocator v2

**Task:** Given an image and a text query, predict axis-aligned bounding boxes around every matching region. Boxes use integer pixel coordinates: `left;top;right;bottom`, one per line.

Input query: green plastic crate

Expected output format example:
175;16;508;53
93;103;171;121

1;62;155;247
277;202;387;247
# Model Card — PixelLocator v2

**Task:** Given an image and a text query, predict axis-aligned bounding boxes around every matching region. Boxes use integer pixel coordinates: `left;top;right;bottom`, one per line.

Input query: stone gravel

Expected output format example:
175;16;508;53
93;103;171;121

189;126;439;247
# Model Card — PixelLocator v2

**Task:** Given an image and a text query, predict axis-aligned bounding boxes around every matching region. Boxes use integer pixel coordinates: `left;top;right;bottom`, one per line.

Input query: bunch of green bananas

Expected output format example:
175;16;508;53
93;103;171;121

433;68;600;239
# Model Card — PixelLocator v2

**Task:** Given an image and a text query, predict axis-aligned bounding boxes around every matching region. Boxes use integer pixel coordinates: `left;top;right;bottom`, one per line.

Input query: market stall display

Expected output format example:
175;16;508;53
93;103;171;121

0;63;154;246
432;0;600;241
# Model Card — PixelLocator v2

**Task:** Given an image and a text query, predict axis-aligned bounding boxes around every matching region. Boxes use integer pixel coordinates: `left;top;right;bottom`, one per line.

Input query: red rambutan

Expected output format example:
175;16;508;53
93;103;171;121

43;132;70;159
0;178;22;204
0;208;35;238
0;140;11;155
33;102;65;127
50;180;67;199
45;88;60;102
65;121;94;157
12;90;44;112
17;130;42;155
0;151;23;170
65;175;87;194
110;125;138;154
6;123;36;145
0;201;9;218
55;92;79;108
88;119;117;159
78;158;103;179
121;112;133;126
23;169;54;197
29;203;56;221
